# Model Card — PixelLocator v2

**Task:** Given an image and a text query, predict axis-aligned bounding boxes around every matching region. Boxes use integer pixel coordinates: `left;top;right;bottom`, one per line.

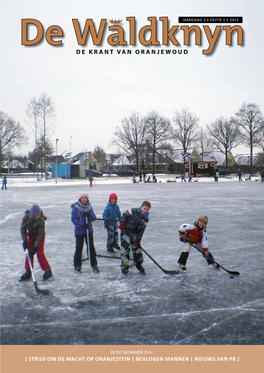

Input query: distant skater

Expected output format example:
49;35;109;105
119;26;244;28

2;175;7;190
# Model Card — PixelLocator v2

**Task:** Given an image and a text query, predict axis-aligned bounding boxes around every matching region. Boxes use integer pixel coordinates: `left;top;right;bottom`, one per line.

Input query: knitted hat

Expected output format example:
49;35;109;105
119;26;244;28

198;215;208;224
30;204;42;219
109;193;118;201
80;192;89;199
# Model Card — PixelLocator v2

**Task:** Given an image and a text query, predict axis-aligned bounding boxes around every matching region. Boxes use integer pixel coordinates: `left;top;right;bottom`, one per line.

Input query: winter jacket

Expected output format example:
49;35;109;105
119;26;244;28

120;208;149;240
21;210;46;249
103;203;121;226
71;200;96;236
179;221;208;249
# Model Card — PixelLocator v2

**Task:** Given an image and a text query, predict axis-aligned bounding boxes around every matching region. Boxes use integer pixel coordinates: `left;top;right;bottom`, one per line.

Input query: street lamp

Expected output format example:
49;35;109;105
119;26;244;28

70;136;72;155
55;138;59;184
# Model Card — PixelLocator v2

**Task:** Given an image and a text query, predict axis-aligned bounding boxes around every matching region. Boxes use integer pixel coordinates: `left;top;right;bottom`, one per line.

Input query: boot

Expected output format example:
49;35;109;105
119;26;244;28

136;263;146;275
92;265;100;273
121;266;129;275
74;266;82;272
19;269;31;281
43;268;53;281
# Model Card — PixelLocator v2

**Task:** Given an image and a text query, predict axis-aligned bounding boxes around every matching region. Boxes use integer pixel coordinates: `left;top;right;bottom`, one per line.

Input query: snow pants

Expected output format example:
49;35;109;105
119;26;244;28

121;234;143;270
106;225;119;250
25;233;50;271
74;233;97;268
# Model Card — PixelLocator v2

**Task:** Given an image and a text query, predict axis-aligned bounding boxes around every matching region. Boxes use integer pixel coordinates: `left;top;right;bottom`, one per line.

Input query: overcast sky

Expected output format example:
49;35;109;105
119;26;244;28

1;0;264;157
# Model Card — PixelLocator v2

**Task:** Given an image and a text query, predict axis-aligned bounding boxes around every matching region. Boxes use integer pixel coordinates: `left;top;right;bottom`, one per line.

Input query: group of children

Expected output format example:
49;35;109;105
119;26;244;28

19;192;218;281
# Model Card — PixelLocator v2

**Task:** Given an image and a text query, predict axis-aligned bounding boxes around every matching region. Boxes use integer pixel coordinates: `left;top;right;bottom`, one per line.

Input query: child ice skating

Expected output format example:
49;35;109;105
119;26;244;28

177;215;219;271
102;193;121;253
20;204;53;281
119;201;151;275
71;192;99;272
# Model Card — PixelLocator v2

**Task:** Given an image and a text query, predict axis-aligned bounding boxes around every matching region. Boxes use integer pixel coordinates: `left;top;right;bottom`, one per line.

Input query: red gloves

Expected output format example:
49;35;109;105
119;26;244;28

136;238;141;248
203;248;209;259
119;222;125;231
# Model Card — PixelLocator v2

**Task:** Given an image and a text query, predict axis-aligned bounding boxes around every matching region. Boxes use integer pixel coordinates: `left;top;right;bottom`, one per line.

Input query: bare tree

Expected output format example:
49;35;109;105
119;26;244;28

195;127;214;161
28;135;54;169
252;124;264;151
145;111;173;174
111;112;146;171
207;117;241;167
172;108;199;153
0;111;27;175
234;103;264;173
38;93;56;178
93;145;107;170
25;97;40;177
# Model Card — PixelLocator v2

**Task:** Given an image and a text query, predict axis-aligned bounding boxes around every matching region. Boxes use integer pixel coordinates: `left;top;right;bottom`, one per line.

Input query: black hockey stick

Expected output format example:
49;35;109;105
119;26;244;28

189;242;240;276
25;249;50;295
141;247;180;275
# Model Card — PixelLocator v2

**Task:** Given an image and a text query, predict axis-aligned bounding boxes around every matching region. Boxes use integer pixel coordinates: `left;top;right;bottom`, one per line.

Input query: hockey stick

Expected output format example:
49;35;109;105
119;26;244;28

25;249;50;295
140;247;180;275
85;218;94;276
189;242;240;276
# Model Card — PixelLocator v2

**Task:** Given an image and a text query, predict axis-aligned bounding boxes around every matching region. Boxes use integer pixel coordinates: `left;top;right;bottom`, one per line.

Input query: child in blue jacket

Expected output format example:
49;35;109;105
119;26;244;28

71;192;99;272
103;193;121;252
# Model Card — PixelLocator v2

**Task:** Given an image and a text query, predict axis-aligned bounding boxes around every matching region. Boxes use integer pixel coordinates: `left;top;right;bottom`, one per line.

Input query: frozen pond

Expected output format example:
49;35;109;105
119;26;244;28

0;178;264;345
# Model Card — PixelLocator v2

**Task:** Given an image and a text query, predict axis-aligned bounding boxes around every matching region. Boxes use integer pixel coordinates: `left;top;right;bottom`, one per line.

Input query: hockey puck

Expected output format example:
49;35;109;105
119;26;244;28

229;276;234;279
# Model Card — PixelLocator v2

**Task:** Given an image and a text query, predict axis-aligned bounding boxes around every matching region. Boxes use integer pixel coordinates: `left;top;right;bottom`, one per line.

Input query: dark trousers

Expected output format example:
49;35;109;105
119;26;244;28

74;233;97;268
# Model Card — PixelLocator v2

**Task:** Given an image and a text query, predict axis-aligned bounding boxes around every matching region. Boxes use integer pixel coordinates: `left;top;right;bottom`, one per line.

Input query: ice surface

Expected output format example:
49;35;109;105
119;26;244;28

0;176;264;345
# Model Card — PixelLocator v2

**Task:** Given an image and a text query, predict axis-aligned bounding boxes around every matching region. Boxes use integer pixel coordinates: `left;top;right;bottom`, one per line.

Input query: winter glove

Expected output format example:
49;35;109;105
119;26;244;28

179;231;187;242
104;221;109;229
84;223;90;229
203;248;211;260
29;247;37;257
84;211;89;217
136;238;141;248
119;222;125;231
22;240;28;251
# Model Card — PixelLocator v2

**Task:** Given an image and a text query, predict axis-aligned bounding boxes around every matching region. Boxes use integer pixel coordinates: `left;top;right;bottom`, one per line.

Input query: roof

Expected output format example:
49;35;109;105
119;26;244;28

203;151;226;164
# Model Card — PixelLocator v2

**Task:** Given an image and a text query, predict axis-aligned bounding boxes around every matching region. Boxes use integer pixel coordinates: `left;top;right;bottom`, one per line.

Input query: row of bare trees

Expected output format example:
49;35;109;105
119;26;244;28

112;103;264;174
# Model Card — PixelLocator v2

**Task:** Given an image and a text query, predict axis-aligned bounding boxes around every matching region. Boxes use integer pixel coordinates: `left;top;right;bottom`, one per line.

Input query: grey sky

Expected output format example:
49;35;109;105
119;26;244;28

1;0;263;157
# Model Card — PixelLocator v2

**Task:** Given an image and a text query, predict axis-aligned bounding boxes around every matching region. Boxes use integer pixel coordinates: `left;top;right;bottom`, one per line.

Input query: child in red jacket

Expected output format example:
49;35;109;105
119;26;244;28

177;215;219;271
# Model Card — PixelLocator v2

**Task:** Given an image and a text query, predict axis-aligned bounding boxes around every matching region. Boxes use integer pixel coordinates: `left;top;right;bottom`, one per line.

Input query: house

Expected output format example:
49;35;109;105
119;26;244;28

203;151;236;167
234;154;260;166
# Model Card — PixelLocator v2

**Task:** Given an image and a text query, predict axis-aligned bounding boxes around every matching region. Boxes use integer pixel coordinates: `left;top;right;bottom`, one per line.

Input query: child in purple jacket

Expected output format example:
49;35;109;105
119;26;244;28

71;192;99;273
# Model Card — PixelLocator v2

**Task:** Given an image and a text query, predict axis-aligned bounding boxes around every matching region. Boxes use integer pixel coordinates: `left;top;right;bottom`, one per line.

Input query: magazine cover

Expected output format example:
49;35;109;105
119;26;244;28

1;0;263;372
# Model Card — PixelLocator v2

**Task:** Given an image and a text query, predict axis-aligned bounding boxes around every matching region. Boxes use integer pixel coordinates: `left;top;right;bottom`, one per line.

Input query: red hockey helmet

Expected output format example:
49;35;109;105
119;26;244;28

109;193;118;201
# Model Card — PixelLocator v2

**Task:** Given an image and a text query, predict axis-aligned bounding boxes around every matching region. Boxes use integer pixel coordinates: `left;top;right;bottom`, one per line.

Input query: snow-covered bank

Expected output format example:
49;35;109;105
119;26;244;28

2;174;261;188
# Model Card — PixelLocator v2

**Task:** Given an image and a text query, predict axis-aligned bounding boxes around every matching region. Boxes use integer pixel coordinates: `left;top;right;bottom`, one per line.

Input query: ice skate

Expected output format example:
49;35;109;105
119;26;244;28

43;268;53;281
19;269;31;281
179;264;187;271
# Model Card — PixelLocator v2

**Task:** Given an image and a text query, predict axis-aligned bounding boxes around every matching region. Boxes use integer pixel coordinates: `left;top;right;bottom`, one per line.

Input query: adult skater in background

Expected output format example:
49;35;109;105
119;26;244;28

238;169;243;182
2;175;7;190
103;193;121;253
119;201;151;275
20;204;53;281
177;215;219;271
71;192;99;272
